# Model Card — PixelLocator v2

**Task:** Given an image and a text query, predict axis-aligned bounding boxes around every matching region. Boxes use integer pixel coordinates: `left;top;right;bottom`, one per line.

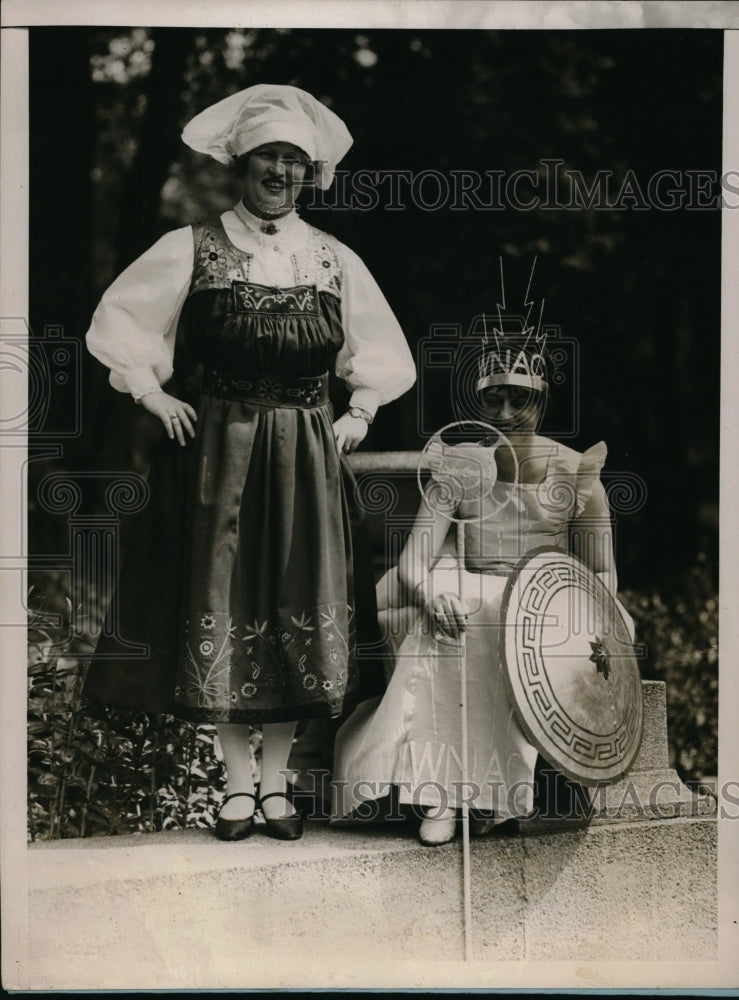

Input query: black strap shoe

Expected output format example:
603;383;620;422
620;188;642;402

215;792;257;841
259;791;304;841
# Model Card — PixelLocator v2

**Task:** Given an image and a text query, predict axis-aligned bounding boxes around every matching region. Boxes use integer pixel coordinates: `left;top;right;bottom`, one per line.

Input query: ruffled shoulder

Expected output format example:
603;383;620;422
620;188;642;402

540;440;607;518
573;441;608;516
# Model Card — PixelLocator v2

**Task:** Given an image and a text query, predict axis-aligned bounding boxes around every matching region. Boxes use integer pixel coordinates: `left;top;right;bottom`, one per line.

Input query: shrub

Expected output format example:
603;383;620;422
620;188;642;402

620;556;718;782
27;589;261;840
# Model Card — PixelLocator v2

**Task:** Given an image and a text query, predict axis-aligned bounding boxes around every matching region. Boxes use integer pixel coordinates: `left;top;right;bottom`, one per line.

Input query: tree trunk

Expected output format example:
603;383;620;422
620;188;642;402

115;28;192;271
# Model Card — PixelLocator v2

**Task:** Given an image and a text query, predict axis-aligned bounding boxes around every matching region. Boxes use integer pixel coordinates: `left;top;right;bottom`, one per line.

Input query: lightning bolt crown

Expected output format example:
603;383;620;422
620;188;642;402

478;257;548;393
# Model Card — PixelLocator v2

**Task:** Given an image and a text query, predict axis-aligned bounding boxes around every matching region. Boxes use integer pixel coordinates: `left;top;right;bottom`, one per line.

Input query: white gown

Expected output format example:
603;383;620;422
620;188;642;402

331;439;626;824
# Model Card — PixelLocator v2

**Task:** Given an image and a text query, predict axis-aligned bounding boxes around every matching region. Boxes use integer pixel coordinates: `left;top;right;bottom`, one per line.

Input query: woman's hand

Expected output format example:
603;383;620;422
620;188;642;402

139;390;197;446
333;412;368;455
429;591;469;641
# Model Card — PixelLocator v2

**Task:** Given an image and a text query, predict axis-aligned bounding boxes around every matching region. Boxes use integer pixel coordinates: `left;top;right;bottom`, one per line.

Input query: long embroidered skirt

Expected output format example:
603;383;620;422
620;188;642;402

84;385;370;723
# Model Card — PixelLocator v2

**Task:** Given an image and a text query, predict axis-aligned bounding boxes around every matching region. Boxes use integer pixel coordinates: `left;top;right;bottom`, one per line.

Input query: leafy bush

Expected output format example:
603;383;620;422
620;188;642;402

620;555;718;782
27;591;261;840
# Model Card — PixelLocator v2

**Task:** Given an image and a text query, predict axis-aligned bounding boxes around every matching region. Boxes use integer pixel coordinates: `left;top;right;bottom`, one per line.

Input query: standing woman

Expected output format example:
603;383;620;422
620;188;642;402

84;84;415;840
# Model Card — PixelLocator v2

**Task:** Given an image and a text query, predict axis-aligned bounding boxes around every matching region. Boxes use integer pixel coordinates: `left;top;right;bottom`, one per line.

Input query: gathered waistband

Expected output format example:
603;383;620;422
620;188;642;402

202;369;329;408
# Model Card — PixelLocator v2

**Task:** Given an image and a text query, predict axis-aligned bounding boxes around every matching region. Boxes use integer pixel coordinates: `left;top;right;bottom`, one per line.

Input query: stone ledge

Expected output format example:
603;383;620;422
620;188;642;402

588;681;716;822
27;815;716;990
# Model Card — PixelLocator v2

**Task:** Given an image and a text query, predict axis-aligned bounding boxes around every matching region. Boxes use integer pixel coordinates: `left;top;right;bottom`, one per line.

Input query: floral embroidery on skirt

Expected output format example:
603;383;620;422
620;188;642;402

175;605;354;721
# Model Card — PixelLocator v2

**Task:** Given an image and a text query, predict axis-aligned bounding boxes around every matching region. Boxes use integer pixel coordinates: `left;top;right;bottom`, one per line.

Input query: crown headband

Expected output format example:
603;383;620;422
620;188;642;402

476;257;548;393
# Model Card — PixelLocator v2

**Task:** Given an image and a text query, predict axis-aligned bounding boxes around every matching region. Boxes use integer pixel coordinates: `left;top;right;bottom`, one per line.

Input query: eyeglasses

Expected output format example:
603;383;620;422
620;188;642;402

250;146;310;169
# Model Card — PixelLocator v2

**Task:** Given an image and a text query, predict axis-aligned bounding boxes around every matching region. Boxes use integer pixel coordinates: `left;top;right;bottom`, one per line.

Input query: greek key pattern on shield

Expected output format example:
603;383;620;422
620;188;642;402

507;552;642;783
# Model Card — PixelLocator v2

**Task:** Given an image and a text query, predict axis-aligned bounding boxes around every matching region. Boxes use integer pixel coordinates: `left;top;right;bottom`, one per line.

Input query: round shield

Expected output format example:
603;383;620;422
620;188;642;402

500;547;643;786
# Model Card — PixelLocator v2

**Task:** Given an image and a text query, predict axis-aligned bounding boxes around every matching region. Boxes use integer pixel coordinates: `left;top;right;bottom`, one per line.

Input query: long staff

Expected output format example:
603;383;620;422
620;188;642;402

418;420;518;963
456;520;472;961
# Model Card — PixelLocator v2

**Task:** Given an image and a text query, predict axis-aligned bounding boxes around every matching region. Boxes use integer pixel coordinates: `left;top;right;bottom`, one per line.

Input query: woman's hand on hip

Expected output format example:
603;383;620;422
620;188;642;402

430;591;469;640
139;390;197;446
333;412;368;455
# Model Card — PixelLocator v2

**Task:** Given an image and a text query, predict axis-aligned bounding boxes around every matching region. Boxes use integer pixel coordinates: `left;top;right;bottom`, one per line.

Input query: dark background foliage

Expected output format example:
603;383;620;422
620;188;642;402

26;27;720;837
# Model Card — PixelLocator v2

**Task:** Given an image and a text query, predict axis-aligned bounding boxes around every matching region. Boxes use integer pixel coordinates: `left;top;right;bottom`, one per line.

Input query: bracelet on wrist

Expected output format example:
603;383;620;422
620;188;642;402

348;405;373;424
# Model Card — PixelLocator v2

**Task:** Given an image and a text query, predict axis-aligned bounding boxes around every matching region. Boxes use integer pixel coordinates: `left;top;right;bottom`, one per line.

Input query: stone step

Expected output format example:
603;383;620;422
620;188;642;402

26;815;717;990
588;681;716;823
23;674;717;989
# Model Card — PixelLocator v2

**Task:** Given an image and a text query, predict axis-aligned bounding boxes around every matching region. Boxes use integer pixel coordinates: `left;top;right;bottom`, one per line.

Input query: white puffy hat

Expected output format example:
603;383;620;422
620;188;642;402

181;83;353;190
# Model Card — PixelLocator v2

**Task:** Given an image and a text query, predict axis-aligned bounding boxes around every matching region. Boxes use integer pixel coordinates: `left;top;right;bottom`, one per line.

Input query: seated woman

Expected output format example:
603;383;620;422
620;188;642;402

331;324;633;845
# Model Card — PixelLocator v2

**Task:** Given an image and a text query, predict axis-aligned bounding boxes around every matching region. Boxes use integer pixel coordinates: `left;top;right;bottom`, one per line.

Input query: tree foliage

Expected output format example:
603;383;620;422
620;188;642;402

27;27;721;835
30;26;721;585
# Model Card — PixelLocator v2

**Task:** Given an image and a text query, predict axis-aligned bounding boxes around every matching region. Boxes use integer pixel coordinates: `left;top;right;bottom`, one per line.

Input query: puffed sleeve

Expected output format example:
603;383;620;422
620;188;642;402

573;441;609;517
333;242;416;417
569;442;616;592
85;226;194;400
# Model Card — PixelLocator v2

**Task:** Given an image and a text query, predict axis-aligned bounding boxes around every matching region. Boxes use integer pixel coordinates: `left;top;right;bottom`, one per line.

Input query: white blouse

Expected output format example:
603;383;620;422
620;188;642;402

86;201;416;417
